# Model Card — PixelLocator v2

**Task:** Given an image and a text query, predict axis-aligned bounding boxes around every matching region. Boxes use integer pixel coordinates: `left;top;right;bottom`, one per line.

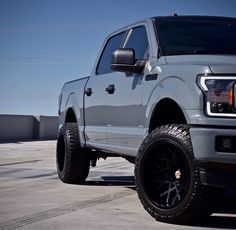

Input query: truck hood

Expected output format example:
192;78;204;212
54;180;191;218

165;55;236;74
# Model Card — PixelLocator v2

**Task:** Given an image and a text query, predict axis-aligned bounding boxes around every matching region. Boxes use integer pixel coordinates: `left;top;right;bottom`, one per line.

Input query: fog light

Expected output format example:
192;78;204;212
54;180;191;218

222;138;233;150
216;136;236;153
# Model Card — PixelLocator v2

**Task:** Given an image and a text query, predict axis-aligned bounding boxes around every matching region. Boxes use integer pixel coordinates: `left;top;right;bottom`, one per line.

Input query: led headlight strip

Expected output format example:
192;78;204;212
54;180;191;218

199;75;236;118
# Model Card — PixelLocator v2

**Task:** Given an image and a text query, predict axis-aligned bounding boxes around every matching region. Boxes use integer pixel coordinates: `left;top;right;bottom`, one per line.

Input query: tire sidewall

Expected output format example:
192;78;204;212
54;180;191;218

56;125;68;180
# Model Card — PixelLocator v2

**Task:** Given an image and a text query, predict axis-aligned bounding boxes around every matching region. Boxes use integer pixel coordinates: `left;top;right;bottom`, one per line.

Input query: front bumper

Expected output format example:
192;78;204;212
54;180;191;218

190;126;236;188
198;161;236;188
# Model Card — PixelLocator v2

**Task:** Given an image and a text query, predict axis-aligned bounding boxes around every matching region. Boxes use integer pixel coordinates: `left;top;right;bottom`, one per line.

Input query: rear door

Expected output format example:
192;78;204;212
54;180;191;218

84;31;126;147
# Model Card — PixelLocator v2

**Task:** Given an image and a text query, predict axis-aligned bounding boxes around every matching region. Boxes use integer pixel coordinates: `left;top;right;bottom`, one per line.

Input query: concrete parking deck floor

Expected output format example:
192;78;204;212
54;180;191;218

0;141;236;230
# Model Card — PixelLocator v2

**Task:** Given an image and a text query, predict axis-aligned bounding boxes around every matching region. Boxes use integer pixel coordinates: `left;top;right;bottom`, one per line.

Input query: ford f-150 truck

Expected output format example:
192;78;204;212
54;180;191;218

57;15;236;224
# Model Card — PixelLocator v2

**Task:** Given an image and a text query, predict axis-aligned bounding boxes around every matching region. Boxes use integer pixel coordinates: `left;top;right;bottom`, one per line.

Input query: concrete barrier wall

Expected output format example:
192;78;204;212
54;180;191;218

38;116;59;140
0;115;58;142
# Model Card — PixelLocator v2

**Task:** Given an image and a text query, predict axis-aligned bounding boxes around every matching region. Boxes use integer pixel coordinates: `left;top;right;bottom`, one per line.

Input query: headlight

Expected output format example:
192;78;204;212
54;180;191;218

198;75;236;117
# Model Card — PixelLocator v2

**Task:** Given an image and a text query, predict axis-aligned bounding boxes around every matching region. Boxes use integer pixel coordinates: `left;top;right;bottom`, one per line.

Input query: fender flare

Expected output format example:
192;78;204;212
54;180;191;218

145;76;197;128
64;93;86;146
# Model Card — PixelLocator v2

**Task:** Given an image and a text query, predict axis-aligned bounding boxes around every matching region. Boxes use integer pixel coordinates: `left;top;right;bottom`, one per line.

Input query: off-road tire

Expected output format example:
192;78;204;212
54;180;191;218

56;123;90;184
135;125;222;224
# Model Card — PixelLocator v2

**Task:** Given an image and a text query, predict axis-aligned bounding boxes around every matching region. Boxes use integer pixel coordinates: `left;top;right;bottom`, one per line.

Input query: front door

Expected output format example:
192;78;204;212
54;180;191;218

105;26;150;156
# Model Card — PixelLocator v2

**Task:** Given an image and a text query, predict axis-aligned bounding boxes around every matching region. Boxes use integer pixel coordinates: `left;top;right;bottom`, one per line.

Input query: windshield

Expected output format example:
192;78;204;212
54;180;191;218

155;18;236;56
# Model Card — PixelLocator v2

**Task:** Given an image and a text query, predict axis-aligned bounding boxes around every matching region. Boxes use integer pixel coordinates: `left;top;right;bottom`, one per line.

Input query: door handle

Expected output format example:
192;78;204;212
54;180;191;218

84;88;92;96
105;84;115;94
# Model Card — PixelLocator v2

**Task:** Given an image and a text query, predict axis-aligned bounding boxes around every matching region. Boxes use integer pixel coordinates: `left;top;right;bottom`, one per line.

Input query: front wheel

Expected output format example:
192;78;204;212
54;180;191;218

135;125;222;224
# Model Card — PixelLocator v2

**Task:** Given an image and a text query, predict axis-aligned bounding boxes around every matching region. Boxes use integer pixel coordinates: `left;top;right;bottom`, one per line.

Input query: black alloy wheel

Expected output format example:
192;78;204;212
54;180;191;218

143;140;190;209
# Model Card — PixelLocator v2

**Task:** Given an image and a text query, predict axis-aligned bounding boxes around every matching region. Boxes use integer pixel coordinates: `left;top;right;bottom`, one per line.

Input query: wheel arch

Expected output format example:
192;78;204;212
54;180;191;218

64;93;82;125
63;93;86;146
149;98;187;133
65;107;77;123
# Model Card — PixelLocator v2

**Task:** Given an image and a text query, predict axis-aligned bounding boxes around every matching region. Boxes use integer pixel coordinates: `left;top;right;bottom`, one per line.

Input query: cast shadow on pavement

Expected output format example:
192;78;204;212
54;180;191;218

188;188;236;229
84;176;236;229
84;175;135;187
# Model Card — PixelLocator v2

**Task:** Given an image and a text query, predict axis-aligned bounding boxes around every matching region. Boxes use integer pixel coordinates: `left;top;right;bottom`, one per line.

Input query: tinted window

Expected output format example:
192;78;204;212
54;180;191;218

155;19;236;55
97;32;125;75
125;26;149;60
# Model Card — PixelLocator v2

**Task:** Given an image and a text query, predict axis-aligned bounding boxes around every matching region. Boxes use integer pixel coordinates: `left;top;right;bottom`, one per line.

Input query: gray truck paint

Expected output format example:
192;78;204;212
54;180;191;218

59;17;236;162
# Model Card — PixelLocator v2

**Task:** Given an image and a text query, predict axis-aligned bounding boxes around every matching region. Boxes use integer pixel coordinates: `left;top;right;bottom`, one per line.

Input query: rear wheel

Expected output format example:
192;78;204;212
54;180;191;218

56;123;90;184
135;125;222;224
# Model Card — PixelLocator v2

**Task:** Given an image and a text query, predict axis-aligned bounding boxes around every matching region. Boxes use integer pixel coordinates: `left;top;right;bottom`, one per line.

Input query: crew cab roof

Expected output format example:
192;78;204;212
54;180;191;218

152;15;236;22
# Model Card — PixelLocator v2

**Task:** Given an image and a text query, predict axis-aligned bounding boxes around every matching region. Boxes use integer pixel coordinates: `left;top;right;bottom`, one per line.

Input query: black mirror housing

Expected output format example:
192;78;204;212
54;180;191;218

111;48;145;74
112;48;135;65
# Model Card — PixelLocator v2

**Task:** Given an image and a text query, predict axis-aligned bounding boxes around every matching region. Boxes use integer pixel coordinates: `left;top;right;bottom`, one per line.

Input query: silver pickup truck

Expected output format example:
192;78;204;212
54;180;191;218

57;15;236;224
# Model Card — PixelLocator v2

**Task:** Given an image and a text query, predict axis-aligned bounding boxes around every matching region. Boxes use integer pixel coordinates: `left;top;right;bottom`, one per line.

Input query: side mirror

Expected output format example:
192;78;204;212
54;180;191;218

111;48;145;74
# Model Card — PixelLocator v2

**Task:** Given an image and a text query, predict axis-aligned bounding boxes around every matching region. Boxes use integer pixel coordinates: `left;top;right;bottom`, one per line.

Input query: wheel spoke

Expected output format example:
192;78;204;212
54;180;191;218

153;167;170;176
160;183;174;197
175;185;181;201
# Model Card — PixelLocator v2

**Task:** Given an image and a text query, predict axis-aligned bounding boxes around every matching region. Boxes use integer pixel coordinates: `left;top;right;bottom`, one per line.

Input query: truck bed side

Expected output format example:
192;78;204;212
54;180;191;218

58;76;90;145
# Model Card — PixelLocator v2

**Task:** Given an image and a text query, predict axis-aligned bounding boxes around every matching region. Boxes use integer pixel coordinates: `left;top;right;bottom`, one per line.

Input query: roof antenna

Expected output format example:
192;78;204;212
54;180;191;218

171;13;178;16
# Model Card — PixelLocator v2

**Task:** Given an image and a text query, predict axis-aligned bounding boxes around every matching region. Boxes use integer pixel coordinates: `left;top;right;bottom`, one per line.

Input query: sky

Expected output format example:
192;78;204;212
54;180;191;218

0;0;236;116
